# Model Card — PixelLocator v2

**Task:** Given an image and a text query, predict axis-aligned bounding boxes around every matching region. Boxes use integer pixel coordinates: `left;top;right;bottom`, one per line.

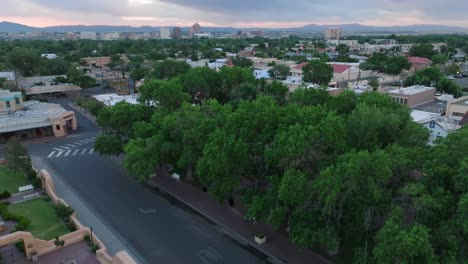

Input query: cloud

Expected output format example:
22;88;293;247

0;0;466;28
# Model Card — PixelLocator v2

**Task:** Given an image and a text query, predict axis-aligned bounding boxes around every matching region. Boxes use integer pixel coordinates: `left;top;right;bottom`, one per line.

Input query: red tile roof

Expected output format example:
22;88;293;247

293;62;309;70
408;57;432;64
330;64;351;73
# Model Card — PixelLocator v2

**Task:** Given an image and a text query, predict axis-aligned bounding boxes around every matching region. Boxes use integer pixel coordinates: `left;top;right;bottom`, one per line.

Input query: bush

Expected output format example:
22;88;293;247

15;241;25;253
0;191;11;199
26;169;37;180
52;204;74;219
66;222;77;232
15;216;31;231
90;244;99;253
83;234;91;242
31;178;42;189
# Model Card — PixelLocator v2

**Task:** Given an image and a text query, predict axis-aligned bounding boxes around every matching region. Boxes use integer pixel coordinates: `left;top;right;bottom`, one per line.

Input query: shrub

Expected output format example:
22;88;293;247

15;241;25;253
66;222;77;232
90;244;99;253
31;178;42;189
52;204;74;219
0;191;11;199
83;234;91;242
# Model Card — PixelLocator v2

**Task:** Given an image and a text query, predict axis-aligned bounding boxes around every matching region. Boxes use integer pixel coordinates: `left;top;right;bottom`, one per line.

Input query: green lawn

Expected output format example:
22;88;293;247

9;198;69;240
0;165;31;193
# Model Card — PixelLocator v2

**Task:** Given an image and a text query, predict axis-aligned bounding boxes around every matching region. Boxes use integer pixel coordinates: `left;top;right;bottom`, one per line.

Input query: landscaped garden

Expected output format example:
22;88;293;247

0;165;31;194
8;198;70;240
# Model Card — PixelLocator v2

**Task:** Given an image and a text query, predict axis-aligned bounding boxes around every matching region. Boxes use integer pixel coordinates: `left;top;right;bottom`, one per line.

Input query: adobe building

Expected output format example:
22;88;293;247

387;85;436;108
446;96;468;120
0;90;77;142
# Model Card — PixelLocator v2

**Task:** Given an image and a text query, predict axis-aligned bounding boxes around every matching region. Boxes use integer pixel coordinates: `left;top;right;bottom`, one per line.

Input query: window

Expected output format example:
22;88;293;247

453;112;464;117
6;101;10;108
56;125;60;130
15;98;20;104
403;99;408;105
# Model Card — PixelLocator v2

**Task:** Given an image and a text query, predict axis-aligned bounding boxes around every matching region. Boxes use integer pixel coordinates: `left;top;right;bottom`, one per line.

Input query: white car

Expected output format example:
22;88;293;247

447;75;455;80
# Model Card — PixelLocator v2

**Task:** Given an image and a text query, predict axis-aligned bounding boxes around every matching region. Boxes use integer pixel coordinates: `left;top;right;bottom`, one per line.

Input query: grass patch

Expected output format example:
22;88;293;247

0;165;31;193
9;198;69;240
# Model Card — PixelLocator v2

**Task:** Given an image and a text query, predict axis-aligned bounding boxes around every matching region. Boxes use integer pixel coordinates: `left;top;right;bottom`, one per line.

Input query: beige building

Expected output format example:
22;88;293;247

446;96;468;120
325;28;342;40
81;57;112;68
387;86;436;108
0;90;77;142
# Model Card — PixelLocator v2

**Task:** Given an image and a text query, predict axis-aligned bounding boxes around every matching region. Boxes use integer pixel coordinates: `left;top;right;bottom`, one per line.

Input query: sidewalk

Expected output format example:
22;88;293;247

68;103;97;124
147;173;331;264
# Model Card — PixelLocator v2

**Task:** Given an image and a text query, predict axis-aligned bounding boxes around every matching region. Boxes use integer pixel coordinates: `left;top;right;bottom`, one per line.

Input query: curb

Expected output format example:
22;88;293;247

146;180;286;264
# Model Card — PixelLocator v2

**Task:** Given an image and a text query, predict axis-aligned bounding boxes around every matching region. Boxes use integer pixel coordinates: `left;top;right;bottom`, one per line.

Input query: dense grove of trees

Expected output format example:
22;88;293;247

93;62;468;262
404;67;462;96
360;53;411;75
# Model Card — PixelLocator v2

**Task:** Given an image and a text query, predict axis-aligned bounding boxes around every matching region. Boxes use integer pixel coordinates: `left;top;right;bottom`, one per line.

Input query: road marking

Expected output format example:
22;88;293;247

89;148;94;154
90;136;96;140
48;151;56;158
56;151;63;157
80;149;87;155
60;145;70;150
66;144;77;147
83;139;95;143
196;247;223;264
53;148;64;152
64;150;72;156
139;208;157;214
78;140;90;144
72;149;80;155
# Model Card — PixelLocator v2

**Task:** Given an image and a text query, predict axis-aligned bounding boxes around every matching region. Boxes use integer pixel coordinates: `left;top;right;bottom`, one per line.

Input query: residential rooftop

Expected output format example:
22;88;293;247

452;97;468;106
411;110;441;123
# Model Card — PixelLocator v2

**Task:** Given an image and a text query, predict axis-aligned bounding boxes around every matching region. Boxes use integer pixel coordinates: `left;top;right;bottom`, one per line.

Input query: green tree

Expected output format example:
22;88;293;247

262;81;289;105
302;61;333;85
431;54;448;65
373;208;437;263
268;64;291;80
385;56;411;75
5;137;31;172
139;79;190;110
410;43;435;58
368;77;380;91
289;87;330;106
6;47;41;77
151;59;190;80
445;63;461;75
232;57;253;68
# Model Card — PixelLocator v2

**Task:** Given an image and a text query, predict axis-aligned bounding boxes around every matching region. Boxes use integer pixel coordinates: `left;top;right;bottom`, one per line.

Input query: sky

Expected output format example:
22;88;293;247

0;0;467;28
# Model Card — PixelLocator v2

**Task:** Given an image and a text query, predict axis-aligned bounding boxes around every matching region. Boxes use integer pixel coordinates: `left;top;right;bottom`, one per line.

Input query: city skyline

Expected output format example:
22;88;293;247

0;0;467;28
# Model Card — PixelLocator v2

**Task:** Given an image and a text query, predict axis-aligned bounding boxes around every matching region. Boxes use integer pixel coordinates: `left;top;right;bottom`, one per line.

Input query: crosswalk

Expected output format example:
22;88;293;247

46;137;97;158
47;148;95;158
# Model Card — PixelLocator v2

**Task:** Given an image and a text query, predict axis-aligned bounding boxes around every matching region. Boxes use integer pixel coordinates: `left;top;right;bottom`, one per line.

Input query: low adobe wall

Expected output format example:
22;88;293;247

0;169;137;264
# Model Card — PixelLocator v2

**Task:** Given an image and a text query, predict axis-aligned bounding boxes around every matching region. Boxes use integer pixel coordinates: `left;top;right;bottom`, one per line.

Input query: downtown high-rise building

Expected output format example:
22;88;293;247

190;23;201;37
172;27;182;39
325;27;342;40
160;28;171;39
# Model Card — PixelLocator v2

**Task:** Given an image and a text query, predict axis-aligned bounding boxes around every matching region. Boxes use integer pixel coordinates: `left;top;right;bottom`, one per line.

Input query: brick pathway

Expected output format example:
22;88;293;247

147;172;332;264
6;190;43;204
0;241;99;264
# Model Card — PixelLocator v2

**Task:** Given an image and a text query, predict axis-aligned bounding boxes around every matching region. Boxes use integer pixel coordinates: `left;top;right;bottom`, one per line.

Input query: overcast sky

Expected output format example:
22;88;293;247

0;0;466;28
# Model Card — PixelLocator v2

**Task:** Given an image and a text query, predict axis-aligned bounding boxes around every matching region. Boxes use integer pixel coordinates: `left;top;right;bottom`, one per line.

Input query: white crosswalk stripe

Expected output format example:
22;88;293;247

46;147;97;158
66;144;77;147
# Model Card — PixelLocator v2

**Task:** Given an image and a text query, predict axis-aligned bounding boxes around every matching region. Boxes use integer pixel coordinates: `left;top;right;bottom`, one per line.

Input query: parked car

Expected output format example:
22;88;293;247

447;75;455;80
455;74;464;78
462;73;468;77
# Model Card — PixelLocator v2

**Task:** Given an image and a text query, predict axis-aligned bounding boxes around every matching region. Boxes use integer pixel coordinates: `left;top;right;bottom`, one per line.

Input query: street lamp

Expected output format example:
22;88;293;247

90;227;94;244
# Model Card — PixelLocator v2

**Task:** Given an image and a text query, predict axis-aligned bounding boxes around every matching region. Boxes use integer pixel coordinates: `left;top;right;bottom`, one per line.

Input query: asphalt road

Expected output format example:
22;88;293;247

27;98;265;264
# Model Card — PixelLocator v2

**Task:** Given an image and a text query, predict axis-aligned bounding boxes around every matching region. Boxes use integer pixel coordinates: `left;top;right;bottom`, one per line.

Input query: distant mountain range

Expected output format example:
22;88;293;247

0;21;467;34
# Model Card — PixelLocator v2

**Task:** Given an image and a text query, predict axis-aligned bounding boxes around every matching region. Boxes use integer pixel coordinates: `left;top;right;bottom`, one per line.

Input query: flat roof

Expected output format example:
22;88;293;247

93;94;140;106
388;85;435;96
452;97;468;106
411;110;441;123
0;101;70;133
25;84;82;95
